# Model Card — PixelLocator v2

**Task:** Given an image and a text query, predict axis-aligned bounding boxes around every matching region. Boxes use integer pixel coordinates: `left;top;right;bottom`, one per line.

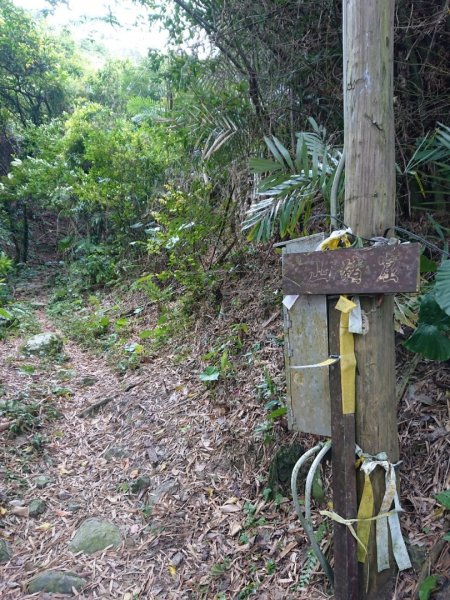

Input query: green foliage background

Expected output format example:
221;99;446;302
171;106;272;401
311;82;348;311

0;0;448;359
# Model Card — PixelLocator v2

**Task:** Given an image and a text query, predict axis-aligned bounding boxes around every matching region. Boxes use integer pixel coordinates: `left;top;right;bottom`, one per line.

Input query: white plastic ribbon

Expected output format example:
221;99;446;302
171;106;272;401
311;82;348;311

358;452;412;572
283;295;299;310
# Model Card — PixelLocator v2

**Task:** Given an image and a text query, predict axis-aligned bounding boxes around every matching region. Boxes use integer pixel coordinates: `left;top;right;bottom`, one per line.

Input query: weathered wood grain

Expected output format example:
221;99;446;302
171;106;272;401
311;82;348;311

282;233;331;436
343;1;398;597
328;303;359;600
283;243;420;296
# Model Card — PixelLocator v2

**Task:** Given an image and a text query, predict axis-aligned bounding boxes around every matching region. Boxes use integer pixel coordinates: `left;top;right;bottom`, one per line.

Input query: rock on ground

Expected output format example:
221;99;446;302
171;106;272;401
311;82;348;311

34;474;53;488
27;570;86;595
22;332;63;357
68;517;122;554
28;499;47;518
104;446;129;460
0;539;12;563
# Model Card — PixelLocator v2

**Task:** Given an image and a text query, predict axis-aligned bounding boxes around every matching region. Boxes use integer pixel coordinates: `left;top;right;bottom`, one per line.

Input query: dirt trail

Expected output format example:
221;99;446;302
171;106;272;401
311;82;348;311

1;268;449;599
0;273;323;600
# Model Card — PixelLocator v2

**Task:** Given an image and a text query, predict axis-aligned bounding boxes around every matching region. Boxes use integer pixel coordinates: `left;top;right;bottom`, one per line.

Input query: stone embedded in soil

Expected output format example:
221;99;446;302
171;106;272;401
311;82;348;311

104;446;129;460
79;375;98;387
148;479;178;507
130;476;151;494
9;499;25;507
22;332;63;357
34;475;53;488
27;570;86;595
68;518;122;554
56;369;76;382
58;490;71;500
407;542;427;571
170;551;184;568
0;539;12;563
28;499;47;518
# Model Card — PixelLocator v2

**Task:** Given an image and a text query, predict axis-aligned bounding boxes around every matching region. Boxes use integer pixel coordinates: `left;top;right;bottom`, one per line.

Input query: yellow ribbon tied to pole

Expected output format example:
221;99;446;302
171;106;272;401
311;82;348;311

335;295;357;414
355;450;412;572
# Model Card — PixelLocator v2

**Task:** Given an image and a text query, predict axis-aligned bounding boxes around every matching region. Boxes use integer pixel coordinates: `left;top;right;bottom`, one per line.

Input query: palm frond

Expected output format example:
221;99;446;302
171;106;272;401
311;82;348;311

243;122;340;241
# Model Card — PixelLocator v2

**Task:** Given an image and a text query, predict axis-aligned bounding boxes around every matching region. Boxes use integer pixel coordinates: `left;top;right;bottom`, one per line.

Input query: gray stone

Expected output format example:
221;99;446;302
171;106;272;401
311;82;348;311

148;479;178;506
0;539;12;563
28;570;86;595
130;476;151;494
34;475;53;489
56;369;76;382
68;518;122;554
79;375;98;387
9;499;25;507
66;502;82;513
29;499;47;518
104;446;129;460
22;333;63;357
407;542;427;571
58;490;71;500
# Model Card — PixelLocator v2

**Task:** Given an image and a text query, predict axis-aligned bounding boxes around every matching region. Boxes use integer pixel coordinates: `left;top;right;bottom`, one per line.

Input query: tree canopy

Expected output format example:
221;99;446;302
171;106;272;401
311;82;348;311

0;0;448;262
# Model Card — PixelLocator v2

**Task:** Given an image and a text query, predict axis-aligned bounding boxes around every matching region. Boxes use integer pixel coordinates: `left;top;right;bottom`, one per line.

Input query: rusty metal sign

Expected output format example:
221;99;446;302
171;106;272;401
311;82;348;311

283;243;420;295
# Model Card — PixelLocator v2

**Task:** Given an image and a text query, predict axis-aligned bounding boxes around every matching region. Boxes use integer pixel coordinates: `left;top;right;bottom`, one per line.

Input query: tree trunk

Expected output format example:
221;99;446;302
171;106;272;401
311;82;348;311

22;201;29;263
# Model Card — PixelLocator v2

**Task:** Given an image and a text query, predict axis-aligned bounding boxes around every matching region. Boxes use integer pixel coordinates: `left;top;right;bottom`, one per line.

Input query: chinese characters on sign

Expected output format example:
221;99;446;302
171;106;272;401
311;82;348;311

283;244;420;296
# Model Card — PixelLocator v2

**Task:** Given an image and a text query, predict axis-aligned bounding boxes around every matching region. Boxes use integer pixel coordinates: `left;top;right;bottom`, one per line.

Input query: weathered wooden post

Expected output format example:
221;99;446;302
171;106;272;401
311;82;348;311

343;1;397;597
282;242;419;600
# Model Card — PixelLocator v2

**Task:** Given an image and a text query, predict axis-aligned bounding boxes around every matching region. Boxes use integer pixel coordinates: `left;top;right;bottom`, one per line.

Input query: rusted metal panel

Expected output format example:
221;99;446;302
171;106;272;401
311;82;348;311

282;233;331;437
283;243;420;295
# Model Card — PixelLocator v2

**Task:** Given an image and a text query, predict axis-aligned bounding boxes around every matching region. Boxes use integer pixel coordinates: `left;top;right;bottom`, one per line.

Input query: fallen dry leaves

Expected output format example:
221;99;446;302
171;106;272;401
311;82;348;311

0;255;449;599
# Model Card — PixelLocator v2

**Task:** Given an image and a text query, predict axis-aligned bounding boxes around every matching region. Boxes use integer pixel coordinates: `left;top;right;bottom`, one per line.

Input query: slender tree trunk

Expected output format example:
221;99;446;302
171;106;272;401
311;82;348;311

22;201;28;263
343;2;398;598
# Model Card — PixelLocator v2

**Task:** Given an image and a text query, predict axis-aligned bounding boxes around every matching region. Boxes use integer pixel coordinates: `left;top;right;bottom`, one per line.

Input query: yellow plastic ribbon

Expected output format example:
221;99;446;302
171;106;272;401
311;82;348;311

356;471;375;562
317;228;353;251
355;451;412;572
290;356;340;370
335;296;357;414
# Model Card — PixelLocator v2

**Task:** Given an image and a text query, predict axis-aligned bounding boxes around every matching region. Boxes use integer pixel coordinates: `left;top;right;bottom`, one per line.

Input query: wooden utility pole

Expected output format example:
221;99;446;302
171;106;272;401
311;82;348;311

343;2;397;598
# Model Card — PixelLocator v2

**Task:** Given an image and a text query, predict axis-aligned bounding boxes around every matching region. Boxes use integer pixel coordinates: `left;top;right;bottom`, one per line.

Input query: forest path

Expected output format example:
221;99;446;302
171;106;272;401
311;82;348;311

2;265;448;600
0;267;312;600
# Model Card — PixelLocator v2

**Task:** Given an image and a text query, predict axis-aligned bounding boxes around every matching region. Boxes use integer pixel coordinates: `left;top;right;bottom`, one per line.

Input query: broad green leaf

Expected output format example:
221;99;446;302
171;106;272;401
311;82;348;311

199;366;220;382
139;330;153;340
420;255;437;273
0;307;13;320
418;294;450;327
267;406;287;420
312;141;318;179
124;342;143;354
418;575;439;600
115;318;128;328
264;136;292;169
435;490;450;510
443;532;450;542
435;261;450;316
404;324;450;361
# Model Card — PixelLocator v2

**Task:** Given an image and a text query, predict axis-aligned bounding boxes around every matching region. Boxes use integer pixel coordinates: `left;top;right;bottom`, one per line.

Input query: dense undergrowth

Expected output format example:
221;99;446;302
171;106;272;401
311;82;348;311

0;2;449;597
